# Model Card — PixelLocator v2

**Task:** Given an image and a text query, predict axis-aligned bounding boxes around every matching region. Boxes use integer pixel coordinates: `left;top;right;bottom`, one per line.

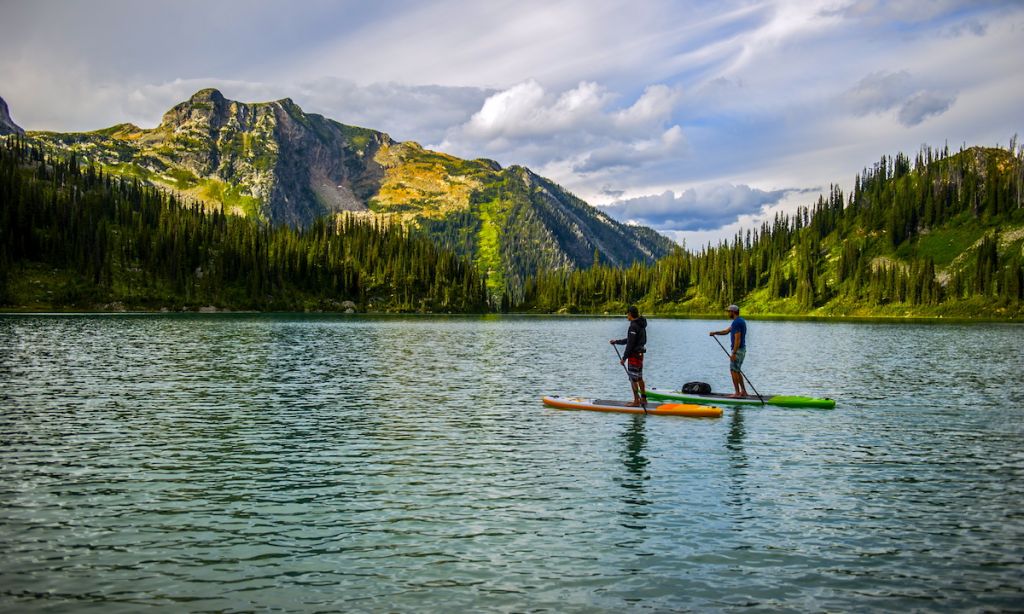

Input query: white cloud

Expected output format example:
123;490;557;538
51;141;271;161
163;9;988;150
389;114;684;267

437;80;686;178
716;1;846;78
613;85;683;132
456;81;683;144
461;80;610;139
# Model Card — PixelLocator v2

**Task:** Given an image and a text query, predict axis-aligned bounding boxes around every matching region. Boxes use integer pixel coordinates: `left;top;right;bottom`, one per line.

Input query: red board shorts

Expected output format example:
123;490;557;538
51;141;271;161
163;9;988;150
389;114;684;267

626;353;644;382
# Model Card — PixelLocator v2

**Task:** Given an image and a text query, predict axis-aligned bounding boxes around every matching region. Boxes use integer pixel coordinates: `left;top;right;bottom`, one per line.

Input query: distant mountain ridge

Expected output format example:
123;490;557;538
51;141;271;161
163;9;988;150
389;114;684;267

22;89;675;298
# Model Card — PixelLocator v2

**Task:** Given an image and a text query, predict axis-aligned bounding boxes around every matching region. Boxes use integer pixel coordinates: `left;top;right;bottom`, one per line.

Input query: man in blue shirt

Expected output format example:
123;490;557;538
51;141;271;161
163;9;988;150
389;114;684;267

710;304;748;397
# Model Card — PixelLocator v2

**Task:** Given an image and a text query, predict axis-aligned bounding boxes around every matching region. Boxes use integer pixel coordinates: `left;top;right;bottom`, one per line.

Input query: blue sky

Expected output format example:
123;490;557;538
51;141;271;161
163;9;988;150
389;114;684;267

2;0;1022;246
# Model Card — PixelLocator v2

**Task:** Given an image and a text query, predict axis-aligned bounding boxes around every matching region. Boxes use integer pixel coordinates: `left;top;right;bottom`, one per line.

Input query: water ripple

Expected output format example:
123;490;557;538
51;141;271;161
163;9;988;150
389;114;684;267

1;315;1022;612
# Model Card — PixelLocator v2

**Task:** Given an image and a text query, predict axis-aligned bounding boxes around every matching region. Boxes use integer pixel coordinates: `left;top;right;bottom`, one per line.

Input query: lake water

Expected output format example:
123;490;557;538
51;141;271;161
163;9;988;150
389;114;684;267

1;314;1022;612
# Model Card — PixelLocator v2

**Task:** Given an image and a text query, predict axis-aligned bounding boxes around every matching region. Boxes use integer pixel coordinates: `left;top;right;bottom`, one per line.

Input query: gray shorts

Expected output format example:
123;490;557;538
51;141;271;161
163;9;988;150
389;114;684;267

730;348;746;373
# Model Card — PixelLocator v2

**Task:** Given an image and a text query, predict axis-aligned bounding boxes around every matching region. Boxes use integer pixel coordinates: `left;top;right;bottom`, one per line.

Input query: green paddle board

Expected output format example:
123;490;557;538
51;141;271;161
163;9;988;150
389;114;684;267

646;387;835;409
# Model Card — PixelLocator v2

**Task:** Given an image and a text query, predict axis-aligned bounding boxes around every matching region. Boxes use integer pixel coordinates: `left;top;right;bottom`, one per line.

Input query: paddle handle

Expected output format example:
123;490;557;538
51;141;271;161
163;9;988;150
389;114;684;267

611;342;629;374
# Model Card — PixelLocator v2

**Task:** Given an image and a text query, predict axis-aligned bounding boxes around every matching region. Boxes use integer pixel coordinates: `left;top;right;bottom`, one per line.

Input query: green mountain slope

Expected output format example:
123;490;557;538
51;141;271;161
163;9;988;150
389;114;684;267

521;145;1024;318
23;89;675;300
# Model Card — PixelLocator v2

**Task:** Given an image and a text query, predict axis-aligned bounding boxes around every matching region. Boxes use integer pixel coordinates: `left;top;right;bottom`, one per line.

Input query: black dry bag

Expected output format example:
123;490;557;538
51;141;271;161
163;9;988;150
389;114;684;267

682;381;712;395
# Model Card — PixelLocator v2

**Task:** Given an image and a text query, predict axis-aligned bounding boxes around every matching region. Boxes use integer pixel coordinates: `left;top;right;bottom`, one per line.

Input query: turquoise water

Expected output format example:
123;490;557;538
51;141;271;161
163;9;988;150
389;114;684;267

1;314;1022;612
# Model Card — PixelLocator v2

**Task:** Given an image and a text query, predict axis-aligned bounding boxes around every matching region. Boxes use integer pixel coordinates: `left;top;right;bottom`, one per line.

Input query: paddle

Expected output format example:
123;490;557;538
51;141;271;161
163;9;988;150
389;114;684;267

612;343;647;413
711;334;765;405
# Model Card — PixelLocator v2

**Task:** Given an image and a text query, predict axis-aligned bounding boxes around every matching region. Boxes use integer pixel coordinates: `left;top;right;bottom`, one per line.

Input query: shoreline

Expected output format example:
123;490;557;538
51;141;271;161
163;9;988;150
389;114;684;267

1;308;1020;324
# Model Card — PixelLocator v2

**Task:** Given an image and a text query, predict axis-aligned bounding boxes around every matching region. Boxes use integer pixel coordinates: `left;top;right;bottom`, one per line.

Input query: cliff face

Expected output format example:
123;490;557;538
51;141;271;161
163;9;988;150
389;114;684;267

0;96;24;136
25;89;676;295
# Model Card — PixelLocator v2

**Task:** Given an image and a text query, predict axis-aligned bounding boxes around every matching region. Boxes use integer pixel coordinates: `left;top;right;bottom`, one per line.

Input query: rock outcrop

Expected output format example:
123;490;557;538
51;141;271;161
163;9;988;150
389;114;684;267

0;96;24;136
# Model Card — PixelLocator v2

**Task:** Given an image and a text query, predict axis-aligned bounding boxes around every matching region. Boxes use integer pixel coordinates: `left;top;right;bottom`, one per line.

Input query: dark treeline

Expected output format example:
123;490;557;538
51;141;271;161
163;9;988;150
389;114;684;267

0;136;488;311
520;144;1024;315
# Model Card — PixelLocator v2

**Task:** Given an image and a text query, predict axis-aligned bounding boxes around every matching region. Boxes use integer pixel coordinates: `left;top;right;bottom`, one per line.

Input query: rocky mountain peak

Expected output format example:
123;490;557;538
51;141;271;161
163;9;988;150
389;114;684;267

189;88;226;104
0;95;25;136
160;88;232;130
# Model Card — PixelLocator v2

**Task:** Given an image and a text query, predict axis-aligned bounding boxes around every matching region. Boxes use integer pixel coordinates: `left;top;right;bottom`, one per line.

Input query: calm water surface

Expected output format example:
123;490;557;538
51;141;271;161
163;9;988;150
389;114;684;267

1;315;1022;612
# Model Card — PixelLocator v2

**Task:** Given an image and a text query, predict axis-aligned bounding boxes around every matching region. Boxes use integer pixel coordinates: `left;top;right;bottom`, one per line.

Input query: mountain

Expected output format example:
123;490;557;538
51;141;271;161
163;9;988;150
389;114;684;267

0;96;23;136
29;89;388;225
25;89;675;298
521;145;1024;318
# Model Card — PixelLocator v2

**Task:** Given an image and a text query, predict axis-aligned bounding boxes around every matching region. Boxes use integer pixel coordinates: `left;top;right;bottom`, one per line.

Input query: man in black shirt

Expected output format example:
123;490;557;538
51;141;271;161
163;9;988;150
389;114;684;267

610;305;648;407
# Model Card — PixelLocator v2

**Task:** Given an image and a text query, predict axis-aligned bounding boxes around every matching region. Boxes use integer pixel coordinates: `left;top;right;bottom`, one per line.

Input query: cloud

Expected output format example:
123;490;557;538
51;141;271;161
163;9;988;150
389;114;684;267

897;91;956;126
842;70;956;127
844;71;915;115
460;80;610;139
458;81;681;141
599;184;801;231
613;84;684;132
599;185;625;199
437;80;685;183
573;125;686;173
281;0;724;89
946;18;987;37
291;79;492;143
833;0;1005;29
0;0;1020;241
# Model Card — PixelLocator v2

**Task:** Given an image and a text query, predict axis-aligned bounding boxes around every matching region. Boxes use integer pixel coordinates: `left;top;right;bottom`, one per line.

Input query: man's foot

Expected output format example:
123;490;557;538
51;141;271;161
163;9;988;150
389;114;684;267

626;400;642;407
726;393;744;398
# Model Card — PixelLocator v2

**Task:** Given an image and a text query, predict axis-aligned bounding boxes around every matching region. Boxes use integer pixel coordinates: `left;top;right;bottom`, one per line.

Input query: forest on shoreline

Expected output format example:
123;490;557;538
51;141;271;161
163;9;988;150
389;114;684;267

2;136;1022;319
0;137;488;313
520;144;1024;320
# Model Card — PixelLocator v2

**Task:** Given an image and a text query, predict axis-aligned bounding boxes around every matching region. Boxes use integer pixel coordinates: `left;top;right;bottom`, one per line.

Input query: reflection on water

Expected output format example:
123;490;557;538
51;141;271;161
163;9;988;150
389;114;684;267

725;406;748;515
618;415;650;528
0;314;1022;612
726;403;746;453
